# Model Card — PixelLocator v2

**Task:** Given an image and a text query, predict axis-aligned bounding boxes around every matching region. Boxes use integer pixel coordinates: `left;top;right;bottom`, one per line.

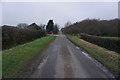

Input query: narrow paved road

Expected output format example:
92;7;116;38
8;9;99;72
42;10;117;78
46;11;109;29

31;34;114;78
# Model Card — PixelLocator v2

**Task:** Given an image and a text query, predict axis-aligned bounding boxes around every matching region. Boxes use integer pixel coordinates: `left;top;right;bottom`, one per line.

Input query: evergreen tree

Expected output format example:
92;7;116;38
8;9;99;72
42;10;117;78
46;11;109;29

46;20;54;32
53;24;59;34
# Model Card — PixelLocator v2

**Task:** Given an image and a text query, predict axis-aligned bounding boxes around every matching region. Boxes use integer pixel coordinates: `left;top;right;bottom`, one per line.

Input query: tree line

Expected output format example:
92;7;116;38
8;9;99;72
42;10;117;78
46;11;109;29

62;19;119;37
62;19;120;53
2;19;59;49
2;23;46;49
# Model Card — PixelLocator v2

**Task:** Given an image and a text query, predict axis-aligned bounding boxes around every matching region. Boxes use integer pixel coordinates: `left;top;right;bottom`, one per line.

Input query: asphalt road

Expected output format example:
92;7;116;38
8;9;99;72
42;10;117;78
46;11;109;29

31;34;114;78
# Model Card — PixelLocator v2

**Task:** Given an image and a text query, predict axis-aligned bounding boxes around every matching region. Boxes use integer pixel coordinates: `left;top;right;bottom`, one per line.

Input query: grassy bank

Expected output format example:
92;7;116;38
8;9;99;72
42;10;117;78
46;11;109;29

66;35;120;77
2;35;56;78
80;33;120;53
103;37;120;39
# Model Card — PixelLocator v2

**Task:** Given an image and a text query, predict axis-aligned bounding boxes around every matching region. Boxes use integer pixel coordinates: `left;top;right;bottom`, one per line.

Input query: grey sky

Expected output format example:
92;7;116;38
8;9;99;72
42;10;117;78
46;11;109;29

2;2;118;28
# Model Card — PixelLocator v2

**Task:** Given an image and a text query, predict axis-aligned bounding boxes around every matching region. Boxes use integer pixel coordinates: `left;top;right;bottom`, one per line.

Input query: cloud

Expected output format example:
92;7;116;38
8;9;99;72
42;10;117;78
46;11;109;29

2;2;118;27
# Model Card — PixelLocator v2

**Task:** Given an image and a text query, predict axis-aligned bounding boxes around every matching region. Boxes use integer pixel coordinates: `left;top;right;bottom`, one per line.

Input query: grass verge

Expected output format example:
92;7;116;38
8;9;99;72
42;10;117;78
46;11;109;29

103;37;120;39
2;35;56;78
66;35;120;77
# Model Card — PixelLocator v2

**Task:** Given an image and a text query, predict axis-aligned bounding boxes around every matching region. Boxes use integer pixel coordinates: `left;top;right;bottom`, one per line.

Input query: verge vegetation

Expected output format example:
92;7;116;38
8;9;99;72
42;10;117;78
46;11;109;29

103;37;120;39
66;35;120;77
2;23;46;50
80;33;120;53
2;35;56;78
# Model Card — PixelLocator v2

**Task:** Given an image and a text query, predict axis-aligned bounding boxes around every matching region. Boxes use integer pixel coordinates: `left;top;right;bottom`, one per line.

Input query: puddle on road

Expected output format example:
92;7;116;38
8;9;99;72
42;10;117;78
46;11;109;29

81;51;115;78
38;56;49;69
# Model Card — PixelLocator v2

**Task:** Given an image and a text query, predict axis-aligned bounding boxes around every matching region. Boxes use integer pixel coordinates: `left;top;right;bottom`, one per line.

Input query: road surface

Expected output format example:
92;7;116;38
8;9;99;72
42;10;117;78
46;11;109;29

30;34;114;78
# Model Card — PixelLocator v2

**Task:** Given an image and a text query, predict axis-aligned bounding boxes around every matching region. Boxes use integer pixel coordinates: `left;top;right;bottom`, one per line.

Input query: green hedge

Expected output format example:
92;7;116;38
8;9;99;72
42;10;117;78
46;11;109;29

2;26;46;49
80;33;120;53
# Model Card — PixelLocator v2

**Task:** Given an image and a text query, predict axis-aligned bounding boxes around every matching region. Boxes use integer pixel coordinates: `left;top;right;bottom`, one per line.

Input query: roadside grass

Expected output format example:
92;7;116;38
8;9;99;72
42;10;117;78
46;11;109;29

2;35;56;78
103;37;120;39
66;35;120;77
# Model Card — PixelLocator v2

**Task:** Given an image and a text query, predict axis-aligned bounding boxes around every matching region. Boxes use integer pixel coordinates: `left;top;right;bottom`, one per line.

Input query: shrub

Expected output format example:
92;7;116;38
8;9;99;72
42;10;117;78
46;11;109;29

2;24;46;49
80;33;120;53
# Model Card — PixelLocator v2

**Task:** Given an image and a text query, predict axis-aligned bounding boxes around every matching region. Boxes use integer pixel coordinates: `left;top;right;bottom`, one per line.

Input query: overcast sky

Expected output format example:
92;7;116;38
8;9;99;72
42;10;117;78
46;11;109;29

2;2;118;28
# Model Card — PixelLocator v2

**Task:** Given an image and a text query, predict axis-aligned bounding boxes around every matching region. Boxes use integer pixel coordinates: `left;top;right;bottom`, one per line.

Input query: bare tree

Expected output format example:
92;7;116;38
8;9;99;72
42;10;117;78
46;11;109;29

17;23;28;29
64;21;72;27
40;24;46;29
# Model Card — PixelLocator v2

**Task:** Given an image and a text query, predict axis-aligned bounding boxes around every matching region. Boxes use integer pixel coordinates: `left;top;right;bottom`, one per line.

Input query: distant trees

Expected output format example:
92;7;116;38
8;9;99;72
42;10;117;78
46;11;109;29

53;24;59;34
62;19;119;37
40;24;46;29
26;23;46;37
17;23;28;29
46;20;59;34
2;19;59;50
2;23;46;49
64;21;71;27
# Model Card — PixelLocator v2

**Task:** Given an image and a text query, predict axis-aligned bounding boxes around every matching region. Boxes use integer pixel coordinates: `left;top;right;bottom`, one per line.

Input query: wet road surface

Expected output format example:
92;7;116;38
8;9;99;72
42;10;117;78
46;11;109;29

31;34;114;78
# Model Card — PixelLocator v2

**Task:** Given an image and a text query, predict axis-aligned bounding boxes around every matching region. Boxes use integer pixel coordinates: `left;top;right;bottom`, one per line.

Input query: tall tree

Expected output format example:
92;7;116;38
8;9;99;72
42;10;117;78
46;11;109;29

46;20;54;32
53;24;59;34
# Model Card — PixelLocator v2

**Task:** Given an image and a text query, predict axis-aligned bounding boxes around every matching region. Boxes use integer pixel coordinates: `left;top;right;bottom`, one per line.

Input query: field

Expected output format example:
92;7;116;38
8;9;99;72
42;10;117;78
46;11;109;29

66;35;120;77
2;35;56;78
